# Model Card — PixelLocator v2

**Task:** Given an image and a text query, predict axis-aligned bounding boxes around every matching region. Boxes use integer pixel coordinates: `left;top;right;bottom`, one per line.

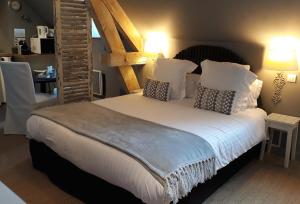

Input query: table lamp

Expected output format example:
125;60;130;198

263;48;298;104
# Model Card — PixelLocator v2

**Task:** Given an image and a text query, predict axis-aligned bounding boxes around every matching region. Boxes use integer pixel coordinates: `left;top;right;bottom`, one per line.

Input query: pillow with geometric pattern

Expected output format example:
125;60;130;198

194;84;236;115
143;78;170;101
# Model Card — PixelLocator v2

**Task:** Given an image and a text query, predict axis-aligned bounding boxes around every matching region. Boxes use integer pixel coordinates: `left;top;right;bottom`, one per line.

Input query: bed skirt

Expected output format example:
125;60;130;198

29;139;261;204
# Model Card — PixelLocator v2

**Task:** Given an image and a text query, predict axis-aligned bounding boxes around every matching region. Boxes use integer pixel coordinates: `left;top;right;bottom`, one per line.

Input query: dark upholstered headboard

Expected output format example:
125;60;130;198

173;45;262;107
174;45;247;74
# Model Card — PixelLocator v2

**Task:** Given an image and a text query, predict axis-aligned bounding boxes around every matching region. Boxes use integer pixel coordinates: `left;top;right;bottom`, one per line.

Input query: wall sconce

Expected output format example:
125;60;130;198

144;32;169;57
263;47;298;104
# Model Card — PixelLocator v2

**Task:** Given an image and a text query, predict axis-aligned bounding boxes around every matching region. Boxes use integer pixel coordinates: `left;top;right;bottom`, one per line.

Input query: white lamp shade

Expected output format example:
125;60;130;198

263;48;298;71
144;32;169;57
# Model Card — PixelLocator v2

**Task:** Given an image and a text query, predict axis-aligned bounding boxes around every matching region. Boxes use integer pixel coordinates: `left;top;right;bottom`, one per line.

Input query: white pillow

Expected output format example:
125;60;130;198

153;58;198;100
247;79;263;108
228;62;261;110
224;64;262;109
200;59;257;113
185;61;249;99
185;73;201;98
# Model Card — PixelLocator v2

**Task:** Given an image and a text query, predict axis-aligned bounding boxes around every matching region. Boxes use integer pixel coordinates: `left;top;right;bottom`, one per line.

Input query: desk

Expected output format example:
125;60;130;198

33;77;56;93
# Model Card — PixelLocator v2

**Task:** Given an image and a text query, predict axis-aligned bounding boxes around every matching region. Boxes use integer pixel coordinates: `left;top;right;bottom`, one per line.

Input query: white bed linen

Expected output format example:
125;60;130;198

27;93;266;204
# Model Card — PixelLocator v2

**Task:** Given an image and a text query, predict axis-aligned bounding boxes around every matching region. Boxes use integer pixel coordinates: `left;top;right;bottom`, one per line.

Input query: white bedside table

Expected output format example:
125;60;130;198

260;113;300;168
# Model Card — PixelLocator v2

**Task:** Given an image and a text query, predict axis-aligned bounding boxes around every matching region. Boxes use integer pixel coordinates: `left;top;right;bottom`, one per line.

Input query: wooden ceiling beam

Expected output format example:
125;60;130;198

101;52;159;67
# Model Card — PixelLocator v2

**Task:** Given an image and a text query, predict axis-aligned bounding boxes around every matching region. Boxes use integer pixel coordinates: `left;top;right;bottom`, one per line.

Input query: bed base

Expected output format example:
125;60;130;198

29;139;261;203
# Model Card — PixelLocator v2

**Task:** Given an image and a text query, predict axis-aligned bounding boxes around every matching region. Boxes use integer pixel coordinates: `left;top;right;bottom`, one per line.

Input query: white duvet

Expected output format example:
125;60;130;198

27;93;266;204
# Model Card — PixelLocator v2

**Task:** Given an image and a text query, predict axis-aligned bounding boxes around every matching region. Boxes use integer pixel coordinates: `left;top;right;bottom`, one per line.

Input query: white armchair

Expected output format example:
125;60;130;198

0;62;57;135
0;69;6;104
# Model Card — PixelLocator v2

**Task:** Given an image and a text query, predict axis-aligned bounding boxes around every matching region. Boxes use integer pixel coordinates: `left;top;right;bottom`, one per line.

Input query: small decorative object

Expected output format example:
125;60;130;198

47;66;56;78
263;45;298;104
9;0;22;11
272;72;286;104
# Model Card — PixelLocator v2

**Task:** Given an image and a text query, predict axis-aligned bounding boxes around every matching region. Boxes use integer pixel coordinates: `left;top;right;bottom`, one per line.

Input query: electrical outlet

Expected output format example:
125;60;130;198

287;74;297;83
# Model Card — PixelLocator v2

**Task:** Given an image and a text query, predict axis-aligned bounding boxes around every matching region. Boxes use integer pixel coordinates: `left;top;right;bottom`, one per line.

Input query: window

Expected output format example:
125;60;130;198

92;19;101;38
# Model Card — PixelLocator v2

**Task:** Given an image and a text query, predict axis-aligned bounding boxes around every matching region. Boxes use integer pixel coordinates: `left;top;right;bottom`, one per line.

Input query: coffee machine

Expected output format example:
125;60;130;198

30;26;54;54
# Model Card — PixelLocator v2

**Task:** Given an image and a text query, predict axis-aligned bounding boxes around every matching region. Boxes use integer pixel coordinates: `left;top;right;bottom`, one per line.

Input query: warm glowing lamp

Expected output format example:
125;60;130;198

263;46;298;104
263;48;298;71
144;32;169;57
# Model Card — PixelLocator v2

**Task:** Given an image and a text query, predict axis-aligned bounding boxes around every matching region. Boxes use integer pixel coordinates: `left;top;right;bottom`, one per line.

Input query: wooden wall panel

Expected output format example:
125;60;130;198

54;0;92;104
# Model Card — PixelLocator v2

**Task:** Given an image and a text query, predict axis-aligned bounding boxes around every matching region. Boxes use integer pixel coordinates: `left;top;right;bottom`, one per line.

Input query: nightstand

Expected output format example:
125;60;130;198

260;113;300;168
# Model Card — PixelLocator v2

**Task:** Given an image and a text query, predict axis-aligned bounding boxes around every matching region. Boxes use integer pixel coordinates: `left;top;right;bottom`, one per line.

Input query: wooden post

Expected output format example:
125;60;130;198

54;0;92;103
54;0;159;96
54;0;64;103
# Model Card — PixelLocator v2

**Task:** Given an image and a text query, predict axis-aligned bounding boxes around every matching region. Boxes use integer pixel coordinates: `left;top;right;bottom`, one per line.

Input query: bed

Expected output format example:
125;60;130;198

27;45;266;204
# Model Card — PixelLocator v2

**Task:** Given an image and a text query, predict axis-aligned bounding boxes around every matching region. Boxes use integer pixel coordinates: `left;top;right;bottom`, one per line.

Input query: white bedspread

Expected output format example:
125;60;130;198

27;93;266;204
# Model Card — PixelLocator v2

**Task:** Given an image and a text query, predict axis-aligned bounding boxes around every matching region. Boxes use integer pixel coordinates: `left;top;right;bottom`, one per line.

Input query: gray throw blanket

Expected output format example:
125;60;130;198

32;102;216;203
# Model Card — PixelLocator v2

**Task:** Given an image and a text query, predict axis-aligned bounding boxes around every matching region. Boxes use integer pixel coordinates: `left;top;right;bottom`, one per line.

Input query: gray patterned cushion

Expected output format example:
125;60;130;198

143;78;170;101
194;85;236;115
146;79;159;98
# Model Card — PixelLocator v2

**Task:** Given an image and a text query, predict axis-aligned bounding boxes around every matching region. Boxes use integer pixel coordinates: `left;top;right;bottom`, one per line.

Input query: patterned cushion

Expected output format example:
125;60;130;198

143;78;170;101
194;85;236;115
145;79;159;98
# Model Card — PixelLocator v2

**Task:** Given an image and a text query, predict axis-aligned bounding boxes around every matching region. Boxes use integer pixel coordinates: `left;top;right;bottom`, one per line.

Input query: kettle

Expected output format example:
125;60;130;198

37;26;49;38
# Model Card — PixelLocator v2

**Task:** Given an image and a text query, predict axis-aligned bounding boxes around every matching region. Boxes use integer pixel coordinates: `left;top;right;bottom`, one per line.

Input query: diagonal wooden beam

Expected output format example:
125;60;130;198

119;65;141;91
89;0;124;53
88;0;140;91
102;0;143;52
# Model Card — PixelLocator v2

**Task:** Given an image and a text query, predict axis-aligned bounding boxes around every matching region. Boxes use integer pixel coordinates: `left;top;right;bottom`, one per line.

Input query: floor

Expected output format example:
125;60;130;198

204;157;300;204
0;135;82;204
0;105;81;203
1;105;300;203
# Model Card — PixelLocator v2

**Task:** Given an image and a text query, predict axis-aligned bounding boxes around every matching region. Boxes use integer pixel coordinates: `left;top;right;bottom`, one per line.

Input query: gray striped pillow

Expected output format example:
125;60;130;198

194;85;236;115
143;78;170;101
